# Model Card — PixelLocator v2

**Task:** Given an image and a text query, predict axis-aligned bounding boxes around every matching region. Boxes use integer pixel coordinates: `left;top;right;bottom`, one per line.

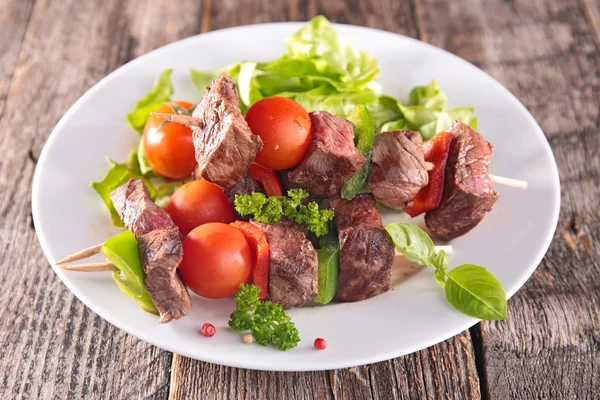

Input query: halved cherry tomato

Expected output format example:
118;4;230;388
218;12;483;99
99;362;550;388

166;180;234;235
248;163;283;197
245;97;311;170
180;223;252;299
404;131;454;217
230;221;269;299
143;101;196;179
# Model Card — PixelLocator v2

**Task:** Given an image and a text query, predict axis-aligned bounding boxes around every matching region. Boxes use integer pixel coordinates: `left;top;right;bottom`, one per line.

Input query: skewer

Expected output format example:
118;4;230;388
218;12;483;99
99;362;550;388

60;262;117;272
151;113;204;127
423;162;527;190
394;245;452;257
489;174;528;190
56;243;103;265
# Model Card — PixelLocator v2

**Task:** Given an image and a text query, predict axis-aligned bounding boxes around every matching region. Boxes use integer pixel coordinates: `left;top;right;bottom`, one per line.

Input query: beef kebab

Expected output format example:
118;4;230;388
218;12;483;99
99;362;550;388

57;179;191;323
287;111;366;197
367;121;527;241
156;75;263;190
251;219;319;309
331;194;395;301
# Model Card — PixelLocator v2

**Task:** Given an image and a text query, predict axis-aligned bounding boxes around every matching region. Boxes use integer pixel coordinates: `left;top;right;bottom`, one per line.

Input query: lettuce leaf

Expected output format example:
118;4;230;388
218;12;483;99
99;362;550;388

190;16;380;118
92;153;156;227
188;17;477;141
381;81;478;139
126;69;174;134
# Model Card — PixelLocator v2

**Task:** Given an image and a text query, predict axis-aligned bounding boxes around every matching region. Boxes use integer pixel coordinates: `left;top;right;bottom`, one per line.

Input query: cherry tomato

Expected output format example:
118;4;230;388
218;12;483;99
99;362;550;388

143;101;196;179
166;180;234;235
180;223;252;299
245;97;311;170
248;163;283;197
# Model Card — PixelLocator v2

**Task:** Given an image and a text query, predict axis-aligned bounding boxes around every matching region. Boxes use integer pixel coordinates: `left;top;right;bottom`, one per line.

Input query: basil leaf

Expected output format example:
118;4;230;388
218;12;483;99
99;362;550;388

444;264;507;320
385;222;436;266
126;69;173;134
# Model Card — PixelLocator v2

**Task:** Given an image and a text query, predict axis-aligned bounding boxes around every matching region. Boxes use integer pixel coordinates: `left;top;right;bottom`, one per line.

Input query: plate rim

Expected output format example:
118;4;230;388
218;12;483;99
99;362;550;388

31;21;561;371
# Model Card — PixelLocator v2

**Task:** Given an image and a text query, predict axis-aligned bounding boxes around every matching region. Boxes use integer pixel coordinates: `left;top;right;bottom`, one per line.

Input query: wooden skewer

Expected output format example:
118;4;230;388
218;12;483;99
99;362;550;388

56;243;103;265
489;174;528;190
60;262;117;272
151;113;204;127
423;162;527;190
395;245;453;257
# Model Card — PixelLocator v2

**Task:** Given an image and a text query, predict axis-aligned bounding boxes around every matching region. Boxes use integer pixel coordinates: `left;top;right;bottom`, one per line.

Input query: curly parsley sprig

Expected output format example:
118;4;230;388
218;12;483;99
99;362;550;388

234;189;334;237
229;284;300;351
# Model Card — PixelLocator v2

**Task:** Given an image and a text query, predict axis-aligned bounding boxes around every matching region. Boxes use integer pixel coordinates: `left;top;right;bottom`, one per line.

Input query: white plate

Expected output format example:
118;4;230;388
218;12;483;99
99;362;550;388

32;22;560;371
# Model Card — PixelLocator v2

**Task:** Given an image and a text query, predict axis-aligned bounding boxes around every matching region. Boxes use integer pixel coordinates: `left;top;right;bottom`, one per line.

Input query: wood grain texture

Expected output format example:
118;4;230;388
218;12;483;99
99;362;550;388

170;331;479;400
1;0;598;399
0;0;203;398
415;0;600;398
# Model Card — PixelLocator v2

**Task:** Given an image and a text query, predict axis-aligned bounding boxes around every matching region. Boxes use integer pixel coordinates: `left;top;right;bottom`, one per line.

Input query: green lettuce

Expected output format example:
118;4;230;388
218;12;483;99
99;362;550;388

126;69;174;134
190;16;381;119
382;81;478;139
92;153;156;227
189;17;476;141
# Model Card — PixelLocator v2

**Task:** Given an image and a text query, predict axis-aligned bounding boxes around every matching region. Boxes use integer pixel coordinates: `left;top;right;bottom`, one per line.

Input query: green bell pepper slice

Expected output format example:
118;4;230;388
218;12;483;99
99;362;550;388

101;231;158;314
341;105;375;199
314;234;340;304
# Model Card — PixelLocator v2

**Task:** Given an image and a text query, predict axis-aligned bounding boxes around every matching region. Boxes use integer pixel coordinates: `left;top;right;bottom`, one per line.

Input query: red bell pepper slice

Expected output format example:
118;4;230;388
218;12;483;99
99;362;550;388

248;163;283;197
230;221;269;299
404;131;454;218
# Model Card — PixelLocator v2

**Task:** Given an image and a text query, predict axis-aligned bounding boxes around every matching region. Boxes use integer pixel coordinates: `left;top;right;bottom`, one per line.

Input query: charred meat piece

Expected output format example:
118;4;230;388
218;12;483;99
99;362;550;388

111;179;191;323
331;194;394;302
251;219;318;309
368;130;429;210
225;173;265;220
192;75;263;189
425;121;499;241
288;111;366;197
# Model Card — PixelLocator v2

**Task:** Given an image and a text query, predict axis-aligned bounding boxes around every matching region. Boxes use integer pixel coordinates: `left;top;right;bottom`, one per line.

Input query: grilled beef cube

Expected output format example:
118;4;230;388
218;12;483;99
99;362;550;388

137;228;189;323
331;194;394;302
251;219;318;309
425;121;499;241
111;179;191;323
288;111;366;197
368;130;429;210
192;75;263;190
225;173;265;220
110;179;176;237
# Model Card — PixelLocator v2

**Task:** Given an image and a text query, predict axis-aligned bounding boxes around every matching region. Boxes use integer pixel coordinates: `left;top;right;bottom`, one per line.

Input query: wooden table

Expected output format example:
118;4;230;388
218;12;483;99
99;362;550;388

1;0;599;398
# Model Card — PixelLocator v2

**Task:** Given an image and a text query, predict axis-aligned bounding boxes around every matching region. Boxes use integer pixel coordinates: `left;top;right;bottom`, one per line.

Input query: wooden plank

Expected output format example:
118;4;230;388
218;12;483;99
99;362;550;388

0;0;202;398
167;1;481;399
0;0;35;114
415;0;600;398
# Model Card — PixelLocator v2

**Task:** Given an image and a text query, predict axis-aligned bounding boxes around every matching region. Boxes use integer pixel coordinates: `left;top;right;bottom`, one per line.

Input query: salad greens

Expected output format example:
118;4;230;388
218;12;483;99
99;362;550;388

229;284;300;351
92;153;156;227
94;69;187;225
383;81;478;140
126;69;174;134
386;222;507;320
190;16;476;139
234;189;335;237
314;234;340;305
341;105;375;200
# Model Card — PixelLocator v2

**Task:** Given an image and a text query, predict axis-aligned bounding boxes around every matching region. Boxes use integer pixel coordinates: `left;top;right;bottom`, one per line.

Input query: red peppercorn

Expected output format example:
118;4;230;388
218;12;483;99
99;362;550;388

314;338;327;350
201;323;216;337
